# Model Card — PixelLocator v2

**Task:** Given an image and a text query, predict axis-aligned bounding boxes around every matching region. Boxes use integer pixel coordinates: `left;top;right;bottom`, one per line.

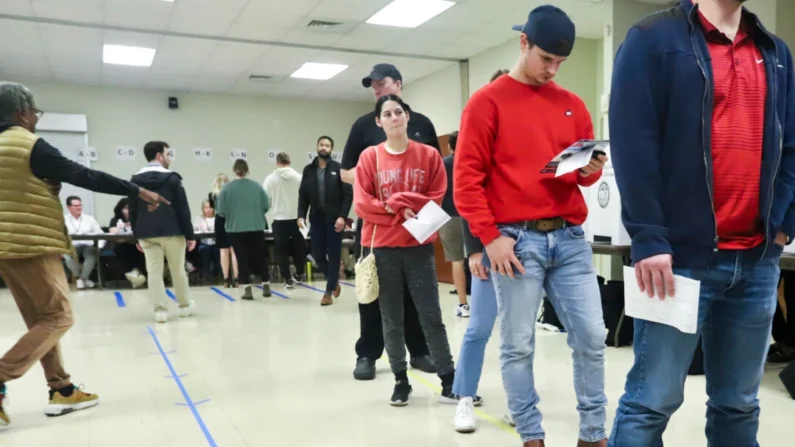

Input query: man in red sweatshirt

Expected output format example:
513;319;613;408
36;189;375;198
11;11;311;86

454;6;608;447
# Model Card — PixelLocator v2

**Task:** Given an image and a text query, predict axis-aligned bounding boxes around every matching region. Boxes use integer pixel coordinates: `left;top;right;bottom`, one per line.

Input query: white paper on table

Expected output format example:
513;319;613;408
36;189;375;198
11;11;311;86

539;140;609;177
622;266;701;334
402;200;451;244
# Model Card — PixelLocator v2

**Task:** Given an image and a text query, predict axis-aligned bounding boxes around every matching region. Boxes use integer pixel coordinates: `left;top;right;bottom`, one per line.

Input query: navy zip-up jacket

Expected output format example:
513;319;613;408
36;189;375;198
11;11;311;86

610;0;795;268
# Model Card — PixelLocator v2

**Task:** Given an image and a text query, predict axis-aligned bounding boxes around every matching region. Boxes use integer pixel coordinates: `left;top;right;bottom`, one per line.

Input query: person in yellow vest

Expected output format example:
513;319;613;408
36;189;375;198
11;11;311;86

0;81;167;426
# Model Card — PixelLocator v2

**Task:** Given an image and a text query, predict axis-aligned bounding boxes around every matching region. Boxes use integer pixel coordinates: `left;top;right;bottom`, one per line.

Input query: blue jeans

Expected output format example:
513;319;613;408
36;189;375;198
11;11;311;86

487;224;607;443
609;250;780;447
309;211;342;294
452;269;498;397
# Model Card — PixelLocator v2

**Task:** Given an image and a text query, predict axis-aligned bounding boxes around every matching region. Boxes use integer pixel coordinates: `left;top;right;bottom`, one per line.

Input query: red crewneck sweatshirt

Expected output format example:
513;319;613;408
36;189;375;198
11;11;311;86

354;141;447;248
454;75;600;246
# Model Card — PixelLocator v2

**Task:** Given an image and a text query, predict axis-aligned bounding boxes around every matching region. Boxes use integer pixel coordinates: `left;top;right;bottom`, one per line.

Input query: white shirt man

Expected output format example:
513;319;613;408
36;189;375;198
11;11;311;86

263;152;306;288
62;196;103;289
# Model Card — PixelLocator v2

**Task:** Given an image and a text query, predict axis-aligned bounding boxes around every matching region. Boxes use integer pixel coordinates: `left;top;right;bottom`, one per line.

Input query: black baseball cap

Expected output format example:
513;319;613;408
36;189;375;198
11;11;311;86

512;5;576;57
362;63;402;88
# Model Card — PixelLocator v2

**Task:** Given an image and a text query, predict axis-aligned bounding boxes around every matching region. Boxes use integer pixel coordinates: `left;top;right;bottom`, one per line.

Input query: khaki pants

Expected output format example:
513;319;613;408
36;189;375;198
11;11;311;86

0;254;72;389
140;236;190;311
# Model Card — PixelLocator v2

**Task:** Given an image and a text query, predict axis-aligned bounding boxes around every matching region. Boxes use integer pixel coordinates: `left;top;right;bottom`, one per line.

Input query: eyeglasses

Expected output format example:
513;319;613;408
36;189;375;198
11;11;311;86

34;109;44;119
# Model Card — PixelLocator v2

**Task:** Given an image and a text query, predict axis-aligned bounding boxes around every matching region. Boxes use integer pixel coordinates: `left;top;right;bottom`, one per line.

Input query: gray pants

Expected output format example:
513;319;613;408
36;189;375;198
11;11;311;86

63;244;97;280
374;244;454;377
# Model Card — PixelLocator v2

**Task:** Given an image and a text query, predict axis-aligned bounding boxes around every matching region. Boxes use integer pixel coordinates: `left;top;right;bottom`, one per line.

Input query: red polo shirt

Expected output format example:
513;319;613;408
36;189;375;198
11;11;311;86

698;11;766;249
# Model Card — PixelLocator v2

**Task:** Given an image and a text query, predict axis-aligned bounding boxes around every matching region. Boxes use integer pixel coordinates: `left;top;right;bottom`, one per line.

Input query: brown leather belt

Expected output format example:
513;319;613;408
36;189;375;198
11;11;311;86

515;217;568;232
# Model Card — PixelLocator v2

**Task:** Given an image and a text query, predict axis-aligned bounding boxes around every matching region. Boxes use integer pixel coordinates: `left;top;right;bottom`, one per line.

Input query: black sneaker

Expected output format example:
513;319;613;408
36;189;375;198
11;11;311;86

241;286;254;300
285;279;295;289
390;380;412;406
292;274;304;284
767;346;795;369
261;283;272;298
353;358;376;380
439;387;484;406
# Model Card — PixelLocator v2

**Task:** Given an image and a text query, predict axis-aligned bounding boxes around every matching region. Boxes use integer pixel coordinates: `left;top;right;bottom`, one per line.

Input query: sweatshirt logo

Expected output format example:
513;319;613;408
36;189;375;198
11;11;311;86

565;110;573;116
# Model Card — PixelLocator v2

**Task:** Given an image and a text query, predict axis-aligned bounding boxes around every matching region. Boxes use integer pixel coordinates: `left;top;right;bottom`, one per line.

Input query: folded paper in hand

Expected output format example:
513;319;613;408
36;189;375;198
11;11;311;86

622;266;701;334
540;140;609;177
402;200;451;244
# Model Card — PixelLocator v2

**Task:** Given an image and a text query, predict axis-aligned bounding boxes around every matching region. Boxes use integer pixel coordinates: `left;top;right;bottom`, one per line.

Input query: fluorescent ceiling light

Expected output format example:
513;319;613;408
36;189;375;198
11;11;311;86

290;62;348;80
102;44;156;67
366;0;455;28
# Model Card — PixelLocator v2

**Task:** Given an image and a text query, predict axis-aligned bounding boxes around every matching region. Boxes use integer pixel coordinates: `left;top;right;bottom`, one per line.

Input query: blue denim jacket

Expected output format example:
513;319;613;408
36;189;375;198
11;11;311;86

610;0;795;268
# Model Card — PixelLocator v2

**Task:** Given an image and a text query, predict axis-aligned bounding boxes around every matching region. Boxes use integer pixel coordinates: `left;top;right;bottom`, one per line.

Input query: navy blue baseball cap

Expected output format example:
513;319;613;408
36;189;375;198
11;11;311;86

512;5;576;57
362;63;403;88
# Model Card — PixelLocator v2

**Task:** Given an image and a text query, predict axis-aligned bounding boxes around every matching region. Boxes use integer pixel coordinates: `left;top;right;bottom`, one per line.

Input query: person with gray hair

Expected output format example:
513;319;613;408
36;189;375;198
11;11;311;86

0;81;167;426
263;152;306;288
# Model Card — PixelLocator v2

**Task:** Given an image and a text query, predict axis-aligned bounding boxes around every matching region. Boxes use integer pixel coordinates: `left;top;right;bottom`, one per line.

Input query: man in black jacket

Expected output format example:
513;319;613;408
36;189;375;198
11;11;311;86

130;141;196;324
340;63;437;380
298;135;353;306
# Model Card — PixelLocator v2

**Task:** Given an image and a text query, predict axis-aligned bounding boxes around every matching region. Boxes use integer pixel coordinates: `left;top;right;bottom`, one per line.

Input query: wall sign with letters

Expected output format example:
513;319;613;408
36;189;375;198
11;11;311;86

116;146;136;161
193;148;212;162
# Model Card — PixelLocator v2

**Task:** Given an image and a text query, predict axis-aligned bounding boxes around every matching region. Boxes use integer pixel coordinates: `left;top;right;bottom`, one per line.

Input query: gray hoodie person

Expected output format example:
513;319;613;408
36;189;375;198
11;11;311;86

263;166;302;222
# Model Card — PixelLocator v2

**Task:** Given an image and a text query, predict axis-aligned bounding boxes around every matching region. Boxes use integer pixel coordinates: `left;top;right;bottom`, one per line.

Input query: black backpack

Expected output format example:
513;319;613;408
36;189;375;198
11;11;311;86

599;276;634;347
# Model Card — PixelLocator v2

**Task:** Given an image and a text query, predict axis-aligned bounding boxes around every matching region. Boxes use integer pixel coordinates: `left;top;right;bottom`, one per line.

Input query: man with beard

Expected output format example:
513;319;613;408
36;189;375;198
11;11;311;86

608;0;795;445
298;136;353;306
340;63;437;381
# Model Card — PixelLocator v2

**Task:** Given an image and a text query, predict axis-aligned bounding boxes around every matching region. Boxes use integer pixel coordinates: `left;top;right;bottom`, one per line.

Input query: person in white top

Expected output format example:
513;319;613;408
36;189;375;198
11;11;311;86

263;152;306;289
62;196;104;289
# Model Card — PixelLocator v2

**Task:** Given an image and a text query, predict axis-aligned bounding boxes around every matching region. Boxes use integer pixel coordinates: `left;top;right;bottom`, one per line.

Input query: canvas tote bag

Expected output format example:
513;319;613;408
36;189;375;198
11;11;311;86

355;146;382;304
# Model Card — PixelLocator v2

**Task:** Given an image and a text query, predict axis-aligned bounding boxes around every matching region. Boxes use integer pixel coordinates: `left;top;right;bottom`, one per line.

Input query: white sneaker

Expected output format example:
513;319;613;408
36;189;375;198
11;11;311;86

84;279;95;289
178;300;196;318
125;270;147;288
454;397;477;433
455;304;471;318
503;412;515;427
154;310;168;323
76;279;85;290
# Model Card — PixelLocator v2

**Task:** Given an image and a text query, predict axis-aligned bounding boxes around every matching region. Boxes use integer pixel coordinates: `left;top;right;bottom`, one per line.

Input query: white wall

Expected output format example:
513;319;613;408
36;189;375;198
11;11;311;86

399;62;462;136
23;81;370;224
403;36;602;138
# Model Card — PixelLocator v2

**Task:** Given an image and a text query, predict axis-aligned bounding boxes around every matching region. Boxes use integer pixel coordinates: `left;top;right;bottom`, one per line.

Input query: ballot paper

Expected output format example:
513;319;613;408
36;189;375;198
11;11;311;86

540;140;610;177
622;266;701;334
402;200;451;244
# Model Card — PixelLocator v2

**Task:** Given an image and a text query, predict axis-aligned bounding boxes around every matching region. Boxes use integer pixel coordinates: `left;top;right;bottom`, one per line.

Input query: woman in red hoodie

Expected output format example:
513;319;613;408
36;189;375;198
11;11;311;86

355;94;455;406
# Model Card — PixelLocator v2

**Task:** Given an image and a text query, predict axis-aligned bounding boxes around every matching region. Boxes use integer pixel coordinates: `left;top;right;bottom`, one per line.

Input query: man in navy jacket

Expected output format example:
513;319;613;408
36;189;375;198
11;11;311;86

609;0;795;445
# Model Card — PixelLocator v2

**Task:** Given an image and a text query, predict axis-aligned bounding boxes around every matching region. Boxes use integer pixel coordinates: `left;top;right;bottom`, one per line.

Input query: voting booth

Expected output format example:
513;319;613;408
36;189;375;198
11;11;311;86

584;146;632;246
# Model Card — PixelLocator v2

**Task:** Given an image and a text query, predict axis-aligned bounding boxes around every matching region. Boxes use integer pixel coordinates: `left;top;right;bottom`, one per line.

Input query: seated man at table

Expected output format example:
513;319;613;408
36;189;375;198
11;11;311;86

62;195;104;289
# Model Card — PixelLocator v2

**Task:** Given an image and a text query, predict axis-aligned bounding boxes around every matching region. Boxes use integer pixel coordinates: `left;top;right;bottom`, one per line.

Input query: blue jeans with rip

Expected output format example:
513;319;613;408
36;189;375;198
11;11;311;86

487;224;607;443
609;249;780;447
452;269;498;398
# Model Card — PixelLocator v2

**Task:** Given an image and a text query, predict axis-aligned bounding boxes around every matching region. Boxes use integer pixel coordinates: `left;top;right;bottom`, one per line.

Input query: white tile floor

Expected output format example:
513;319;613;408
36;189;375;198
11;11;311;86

0;281;791;446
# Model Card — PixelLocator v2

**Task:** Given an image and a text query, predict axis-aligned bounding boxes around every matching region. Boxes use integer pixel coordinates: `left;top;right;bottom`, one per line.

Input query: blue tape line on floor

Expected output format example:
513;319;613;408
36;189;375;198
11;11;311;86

147;326;217;447
298;283;327;294
340;281;355;287
254;285;289;299
166;289;177;302
114;291;125;308
210;287;236;302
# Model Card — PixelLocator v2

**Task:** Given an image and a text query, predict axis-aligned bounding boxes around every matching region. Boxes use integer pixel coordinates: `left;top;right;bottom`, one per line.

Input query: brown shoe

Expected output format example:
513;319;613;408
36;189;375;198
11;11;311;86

332;283;341;298
321;293;333;306
577;439;607;447
523;440;545;447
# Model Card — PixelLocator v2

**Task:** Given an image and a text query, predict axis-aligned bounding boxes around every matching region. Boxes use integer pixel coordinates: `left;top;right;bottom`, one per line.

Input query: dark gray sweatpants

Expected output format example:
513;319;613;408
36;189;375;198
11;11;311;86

374;244;455;377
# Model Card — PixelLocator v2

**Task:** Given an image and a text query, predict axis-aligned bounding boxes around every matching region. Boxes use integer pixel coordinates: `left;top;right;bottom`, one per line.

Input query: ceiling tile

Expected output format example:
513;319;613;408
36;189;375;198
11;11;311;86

234;9;306;29
32;0;103;23
245;0;321;15
170;2;242;24
103;30;163;50
178;0;249;8
103;6;172;31
3;0;34;15
308;1;385;23
0;20;44;56
39;24;103;59
224;23;292;42
280;28;344;46
168;17;232;36
156;36;217;62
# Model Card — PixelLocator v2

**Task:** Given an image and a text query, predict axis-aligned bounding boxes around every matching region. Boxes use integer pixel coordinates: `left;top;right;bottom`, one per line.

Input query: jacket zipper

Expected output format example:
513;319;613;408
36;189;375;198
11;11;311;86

760;24;780;260
691;33;719;251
